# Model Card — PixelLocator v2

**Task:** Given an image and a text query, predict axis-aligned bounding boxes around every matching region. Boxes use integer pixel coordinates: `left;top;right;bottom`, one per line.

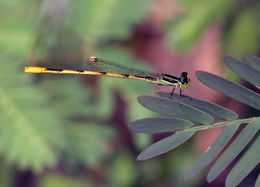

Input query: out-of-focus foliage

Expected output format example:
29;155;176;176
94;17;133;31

0;1;64;172
166;0;260;54
63;123;114;166
109;150;138;186
0;52;65;171
166;0;234;50
72;0;150;44
0;0;153;173
224;10;260;58
0;161;15;187
0;1;36;55
38;173;89;187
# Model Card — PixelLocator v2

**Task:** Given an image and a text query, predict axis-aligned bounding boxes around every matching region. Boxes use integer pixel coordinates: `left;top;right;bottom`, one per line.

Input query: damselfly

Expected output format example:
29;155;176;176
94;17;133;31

25;56;191;95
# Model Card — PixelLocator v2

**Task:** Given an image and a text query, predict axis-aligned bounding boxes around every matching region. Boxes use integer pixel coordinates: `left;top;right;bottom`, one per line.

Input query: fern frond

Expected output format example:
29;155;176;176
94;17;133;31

207;118;260;182
183;120;241;181
0;54;65;172
225;121;260;187
33;75;116;166
63;123;114;166
129;55;260;186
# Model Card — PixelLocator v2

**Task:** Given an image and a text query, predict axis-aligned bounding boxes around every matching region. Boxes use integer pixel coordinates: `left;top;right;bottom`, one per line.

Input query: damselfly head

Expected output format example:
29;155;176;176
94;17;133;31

89;56;98;63
180;72;191;88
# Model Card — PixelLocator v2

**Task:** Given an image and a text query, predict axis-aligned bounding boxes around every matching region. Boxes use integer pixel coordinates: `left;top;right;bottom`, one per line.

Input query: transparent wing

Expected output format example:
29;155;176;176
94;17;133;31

85;57;158;78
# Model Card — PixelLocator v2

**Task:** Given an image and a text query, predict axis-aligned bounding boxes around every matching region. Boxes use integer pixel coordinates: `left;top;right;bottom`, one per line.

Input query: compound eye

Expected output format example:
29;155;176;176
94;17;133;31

181;72;188;78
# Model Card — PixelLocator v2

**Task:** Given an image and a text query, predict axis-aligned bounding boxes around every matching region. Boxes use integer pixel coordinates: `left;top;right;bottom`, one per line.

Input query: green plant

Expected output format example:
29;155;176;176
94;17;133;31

129;55;260;187
0;0;152;174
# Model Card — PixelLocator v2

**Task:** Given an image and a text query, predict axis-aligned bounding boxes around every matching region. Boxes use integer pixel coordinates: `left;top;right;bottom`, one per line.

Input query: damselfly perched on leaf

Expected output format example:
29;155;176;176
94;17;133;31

25;56;191;95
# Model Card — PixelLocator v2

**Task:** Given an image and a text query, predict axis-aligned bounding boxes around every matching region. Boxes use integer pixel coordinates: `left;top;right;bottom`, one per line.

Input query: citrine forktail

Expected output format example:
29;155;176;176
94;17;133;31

25;56;191;95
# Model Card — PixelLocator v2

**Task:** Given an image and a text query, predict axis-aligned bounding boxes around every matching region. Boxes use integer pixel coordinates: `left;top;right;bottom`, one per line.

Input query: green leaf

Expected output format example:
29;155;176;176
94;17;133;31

72;0;150;44
0;84;62;171
225;127;260;187
132;55;260;186
0;1;65;172
38;173;88;187
224;11;260;58
138;95;214;125
109;151;137;186
36;71;115;167
207;118;260;182
166;0;233;50
245;55;260;71
0;160;15;187
63;123;114;166
225;56;260;87
129;117;193;134
183;121;241;181
0;57;64;172
0;0;36;56
39;77;93;118
159;92;238;120
255;174;260;187
196;71;260;111
137;130;196;161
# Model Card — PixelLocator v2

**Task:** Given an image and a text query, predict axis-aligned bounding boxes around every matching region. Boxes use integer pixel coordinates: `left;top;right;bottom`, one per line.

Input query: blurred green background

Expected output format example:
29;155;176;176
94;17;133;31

0;0;259;186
